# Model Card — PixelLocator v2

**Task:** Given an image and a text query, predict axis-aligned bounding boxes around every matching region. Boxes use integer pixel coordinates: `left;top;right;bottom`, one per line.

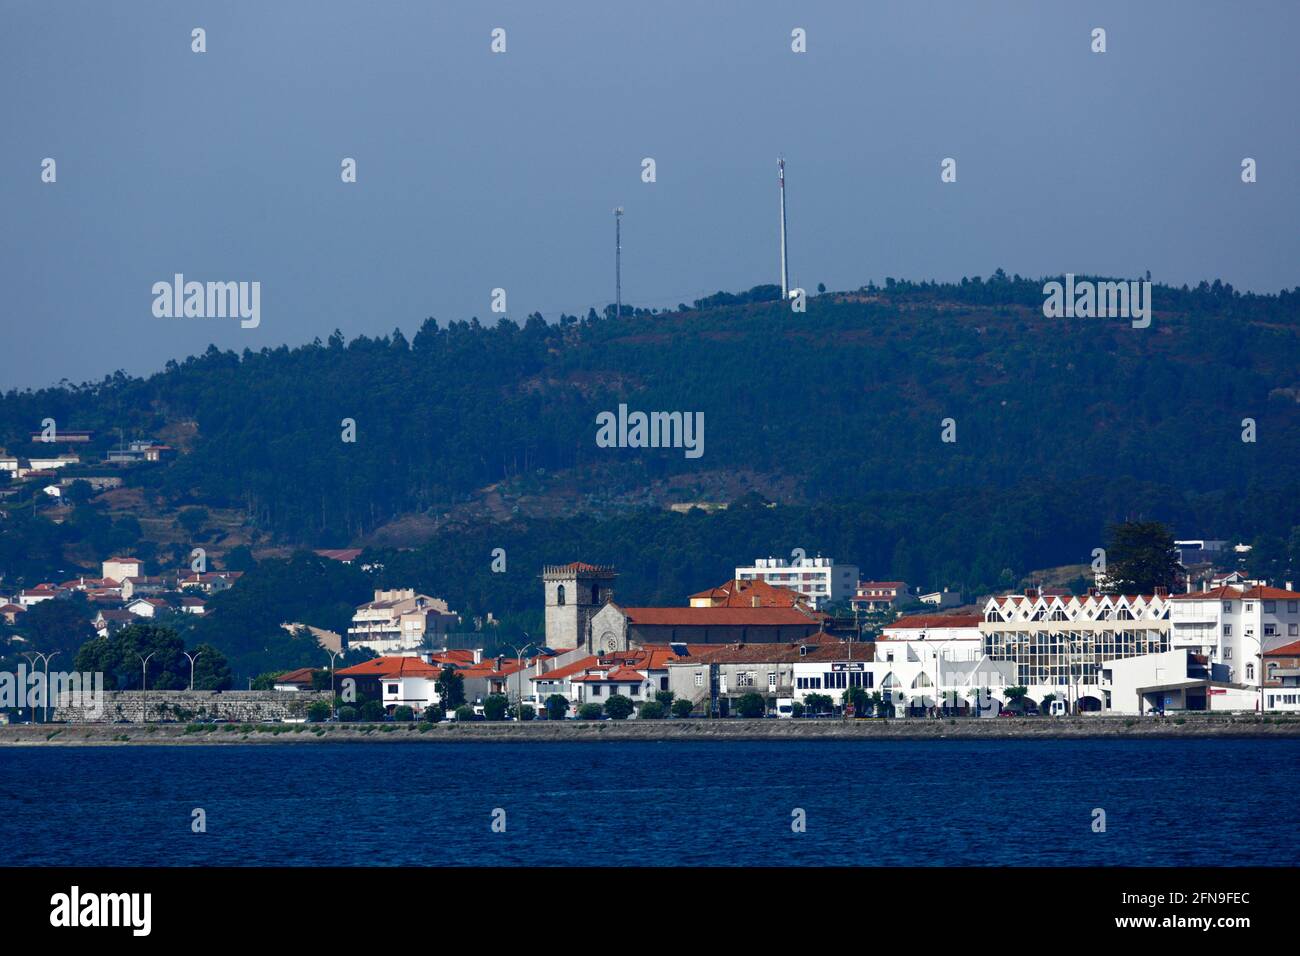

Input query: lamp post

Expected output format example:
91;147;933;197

509;639;534;721
21;652;49;724
182;649;204;691
138;652;155;724
41;650;59;723
327;650;342;721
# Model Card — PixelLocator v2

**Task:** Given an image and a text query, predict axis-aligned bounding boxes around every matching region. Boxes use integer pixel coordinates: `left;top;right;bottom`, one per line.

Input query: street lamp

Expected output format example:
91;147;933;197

41;655;60;723
509;638;534;721
21;652;50;724
138;652;155;724
327;650;343;721
182;649;204;691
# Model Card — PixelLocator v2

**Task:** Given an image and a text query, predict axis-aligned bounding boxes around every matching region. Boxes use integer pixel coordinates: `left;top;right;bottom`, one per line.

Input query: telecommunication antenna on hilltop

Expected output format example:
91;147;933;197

778;158;789;299
614;207;624;319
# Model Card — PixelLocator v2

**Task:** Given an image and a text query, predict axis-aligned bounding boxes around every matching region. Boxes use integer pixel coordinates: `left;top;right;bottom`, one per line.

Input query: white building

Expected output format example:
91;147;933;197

980;589;1173;713
347;589;459;655
102;557;142;583
851;581;909;613
1168;583;1300;690
735;556;858;610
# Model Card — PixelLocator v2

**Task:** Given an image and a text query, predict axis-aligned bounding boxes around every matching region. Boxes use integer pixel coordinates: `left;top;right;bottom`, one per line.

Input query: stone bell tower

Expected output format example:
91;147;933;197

542;562;617;651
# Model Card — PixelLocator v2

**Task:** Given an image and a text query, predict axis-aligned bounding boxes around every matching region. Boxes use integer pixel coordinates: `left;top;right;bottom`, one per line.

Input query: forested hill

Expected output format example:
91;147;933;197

3;273;1299;566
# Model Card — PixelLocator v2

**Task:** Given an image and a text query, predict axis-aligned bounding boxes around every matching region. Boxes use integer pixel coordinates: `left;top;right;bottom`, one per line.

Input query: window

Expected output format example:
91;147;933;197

768;673;777;690
694;672;704;687
1289;601;1298;613
591;584;600;604
737;672;754;688
1264;624;1277;637
1246;663;1255;681
1264;601;1276;613
1223;623;1232;636
1290;624;1298;637
591;685;601;697
556;585;566;606
386;684;398;695
1225;647;1233;659
1223;602;1233;612
660;677;668;690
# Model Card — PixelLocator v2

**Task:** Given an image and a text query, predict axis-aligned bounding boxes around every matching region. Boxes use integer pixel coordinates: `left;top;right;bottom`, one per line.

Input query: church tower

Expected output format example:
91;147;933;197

542;562;617;651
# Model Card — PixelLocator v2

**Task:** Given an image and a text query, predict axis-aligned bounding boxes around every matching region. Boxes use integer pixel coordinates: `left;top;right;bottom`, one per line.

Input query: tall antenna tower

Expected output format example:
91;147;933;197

614;206;624;318
778;158;789;298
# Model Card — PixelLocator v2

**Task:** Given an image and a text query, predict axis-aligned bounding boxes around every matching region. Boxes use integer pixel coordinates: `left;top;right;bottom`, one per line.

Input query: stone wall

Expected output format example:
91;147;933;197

53;690;330;724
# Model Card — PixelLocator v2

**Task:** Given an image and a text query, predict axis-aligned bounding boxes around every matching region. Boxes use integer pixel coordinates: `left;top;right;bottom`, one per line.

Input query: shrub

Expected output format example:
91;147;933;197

603;694;635;720
338;705;359;722
483;694;509;721
307;700;332;723
545;694;571;720
638;701;667;720
393;705;414;722
455;705;474;722
515;704;536;721
360;700;385;722
671;698;694;718
736;693;766;718
578;703;604;720
422;704;443;723
790;701;805;718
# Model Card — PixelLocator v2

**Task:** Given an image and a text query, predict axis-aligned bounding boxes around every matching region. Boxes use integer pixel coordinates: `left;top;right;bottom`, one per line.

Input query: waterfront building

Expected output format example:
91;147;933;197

735;556;858;610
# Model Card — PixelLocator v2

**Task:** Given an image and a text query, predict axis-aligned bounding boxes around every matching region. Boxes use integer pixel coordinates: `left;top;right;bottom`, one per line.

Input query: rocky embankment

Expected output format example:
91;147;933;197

4;714;1300;745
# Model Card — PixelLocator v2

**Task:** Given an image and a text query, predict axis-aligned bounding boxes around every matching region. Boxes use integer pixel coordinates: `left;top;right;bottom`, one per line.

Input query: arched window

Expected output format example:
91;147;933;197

912;673;933;688
1246;663;1255;681
556;585;566;606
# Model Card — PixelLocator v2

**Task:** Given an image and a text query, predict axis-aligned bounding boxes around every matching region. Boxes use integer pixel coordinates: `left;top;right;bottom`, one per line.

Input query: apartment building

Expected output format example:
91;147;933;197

1168;583;1300;688
735;556;858;610
348;589;459;655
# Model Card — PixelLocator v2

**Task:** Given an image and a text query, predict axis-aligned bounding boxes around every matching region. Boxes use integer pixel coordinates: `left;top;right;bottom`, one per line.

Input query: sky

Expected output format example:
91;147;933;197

2;0;1297;390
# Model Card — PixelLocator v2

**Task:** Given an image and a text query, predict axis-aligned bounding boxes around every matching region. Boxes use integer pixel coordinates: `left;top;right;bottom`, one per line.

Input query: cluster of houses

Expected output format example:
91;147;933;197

0;429;173;504
276;555;1300;719
0;555;240;638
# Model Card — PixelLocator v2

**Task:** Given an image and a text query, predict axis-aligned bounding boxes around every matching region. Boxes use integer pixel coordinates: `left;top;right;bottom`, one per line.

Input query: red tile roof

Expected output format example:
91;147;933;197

1265;641;1300;657
275;667;318;685
881;613;983;633
1172;585;1300;601
336;656;443;679
689;578;808;608
618;606;822;627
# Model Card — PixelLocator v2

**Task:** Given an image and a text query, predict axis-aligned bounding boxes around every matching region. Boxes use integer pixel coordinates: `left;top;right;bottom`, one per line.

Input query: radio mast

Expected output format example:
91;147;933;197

778;158;789;298
614;207;624;318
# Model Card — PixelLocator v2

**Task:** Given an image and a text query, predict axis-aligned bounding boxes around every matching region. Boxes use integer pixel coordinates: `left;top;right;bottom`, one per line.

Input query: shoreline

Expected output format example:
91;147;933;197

5;715;1300;745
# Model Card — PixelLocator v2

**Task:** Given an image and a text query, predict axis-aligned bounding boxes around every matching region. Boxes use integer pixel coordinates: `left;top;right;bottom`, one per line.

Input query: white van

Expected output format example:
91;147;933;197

776;697;794;719
1048;700;1068;717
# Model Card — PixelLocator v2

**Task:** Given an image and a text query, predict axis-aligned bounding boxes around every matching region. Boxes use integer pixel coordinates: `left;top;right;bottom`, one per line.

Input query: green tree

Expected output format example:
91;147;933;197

437;666;466;709
670;698;694;718
422;703;443;723
223;545;257;572
1104;521;1180;593
654;690;675;708
21;594;94;658
73;623;187;690
803;692;833;715
454;704;474;722
638;700;666;719
736;692;766;718
603;694;635;720
393;705;415;722
177;507;210;537
189;643;233;690
360;699;385;721
307;700;331;722
483;693;509;721
545;694;571;720
578;702;604;720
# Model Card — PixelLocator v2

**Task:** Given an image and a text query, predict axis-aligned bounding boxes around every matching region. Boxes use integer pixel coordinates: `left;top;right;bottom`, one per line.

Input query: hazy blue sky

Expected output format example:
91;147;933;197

3;1;1297;389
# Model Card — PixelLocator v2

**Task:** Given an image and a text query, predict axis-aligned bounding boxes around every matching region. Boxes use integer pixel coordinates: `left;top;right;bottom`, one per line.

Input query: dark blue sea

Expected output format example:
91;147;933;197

2;739;1295;866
